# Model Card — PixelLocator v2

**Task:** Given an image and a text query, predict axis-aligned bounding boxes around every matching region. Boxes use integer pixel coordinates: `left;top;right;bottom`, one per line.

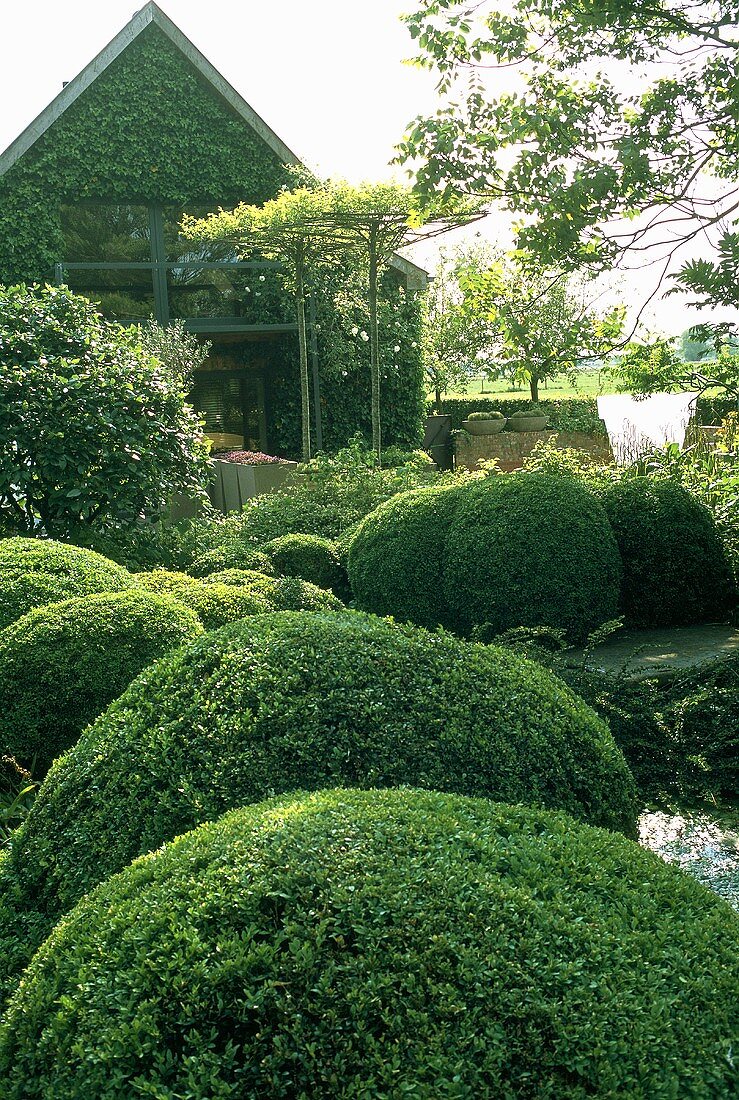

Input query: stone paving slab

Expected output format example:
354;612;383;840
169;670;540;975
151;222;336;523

573;624;739;677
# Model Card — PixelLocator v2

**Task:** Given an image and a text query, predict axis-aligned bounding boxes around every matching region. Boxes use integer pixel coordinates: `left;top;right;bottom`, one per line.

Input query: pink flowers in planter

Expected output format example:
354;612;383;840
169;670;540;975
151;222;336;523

213;450;286;465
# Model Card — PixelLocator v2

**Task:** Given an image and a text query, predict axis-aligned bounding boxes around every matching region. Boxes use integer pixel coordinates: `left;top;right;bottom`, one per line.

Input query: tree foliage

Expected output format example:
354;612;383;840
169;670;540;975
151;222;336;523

397;0;739;306
460;259;625;401
0;284;210;537
423;246;501;411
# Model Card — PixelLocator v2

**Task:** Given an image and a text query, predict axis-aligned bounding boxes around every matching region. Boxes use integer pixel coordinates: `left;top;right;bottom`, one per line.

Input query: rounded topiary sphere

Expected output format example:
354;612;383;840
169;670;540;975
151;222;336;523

0;538;133;629
188;546;274;578
600;477;736;626
0;591;203;774
135;569;273;629
263;534;348;597
348;485;463;629
270;576;345;612
0;612;636;998
445;473;623;641
1;789;736;1100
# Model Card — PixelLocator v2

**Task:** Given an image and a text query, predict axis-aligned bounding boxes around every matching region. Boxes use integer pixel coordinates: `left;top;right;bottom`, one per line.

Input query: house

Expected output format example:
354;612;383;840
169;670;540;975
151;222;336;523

0;2;428;456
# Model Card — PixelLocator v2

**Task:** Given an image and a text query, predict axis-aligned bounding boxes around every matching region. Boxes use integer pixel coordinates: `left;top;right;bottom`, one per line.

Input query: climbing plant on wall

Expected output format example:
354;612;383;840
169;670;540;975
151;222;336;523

0;24;292;284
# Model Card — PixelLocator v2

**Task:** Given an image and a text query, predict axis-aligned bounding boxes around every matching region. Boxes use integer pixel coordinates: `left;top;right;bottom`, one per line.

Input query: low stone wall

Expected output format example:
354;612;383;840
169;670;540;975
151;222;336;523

454;430;613;472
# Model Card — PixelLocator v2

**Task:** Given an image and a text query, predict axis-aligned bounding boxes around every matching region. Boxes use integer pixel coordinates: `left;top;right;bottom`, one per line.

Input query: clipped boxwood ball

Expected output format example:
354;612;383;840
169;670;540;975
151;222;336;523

348;485;463;628
263;533;348;597
445;473;622;641
135;569;272;628
270;575;344;612
0;612;636;1000
188;545;274;578
0;537;133;628
1;789;736;1100
601;477;737;626
0;591;203;774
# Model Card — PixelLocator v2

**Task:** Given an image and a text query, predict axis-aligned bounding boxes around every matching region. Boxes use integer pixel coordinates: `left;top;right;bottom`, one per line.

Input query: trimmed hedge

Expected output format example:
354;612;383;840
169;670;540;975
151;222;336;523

0;611;636;1002
349;473;622;640
188;546;274;578
270;576;345;612
0;591;203;774
348;485;463;628
601;478;737;626
445;474;622;641
0;538;133;628
433;396;608;433
433;393;736;431
263;534;348;597
135;569;273;628
1;789;736;1099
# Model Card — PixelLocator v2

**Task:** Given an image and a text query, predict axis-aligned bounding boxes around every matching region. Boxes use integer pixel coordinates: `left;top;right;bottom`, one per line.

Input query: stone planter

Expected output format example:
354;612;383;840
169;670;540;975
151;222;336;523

208;459;298;513
462;418;507;436
509;415;548;432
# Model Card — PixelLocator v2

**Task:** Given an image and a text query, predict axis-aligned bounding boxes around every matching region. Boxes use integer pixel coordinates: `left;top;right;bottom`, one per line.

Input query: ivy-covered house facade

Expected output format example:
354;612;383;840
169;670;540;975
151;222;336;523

0;2;427;457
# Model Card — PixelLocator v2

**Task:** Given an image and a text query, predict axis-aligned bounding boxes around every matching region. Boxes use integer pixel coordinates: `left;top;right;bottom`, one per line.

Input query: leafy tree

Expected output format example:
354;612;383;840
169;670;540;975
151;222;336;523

397;0;739;306
680;328;712;364
137;320;210;387
614;335;739;403
0;284;210;538
424;247;500;411
460;259;625;401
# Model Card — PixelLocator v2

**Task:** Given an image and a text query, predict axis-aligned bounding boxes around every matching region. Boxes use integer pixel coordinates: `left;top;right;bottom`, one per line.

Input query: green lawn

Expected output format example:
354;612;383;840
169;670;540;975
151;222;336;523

436;369;623;402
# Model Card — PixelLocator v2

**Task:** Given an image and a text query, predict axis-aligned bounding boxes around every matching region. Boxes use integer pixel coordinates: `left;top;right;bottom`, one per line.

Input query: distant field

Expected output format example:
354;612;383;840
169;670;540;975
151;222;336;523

435;369;623;402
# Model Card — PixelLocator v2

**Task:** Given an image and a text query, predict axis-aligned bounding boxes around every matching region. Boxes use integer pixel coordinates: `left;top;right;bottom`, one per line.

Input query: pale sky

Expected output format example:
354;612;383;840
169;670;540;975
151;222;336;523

0;0;734;335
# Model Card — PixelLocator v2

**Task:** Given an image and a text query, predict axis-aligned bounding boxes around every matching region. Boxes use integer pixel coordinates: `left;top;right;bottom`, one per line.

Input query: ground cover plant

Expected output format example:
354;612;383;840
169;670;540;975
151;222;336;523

0;610;637;1005
1;788;736;1098
0;591;203;774
0;537;134;629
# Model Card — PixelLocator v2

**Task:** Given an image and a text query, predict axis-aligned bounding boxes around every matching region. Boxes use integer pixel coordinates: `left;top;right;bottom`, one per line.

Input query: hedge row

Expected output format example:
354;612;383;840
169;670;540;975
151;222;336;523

430;396;607;433
431;394;739;431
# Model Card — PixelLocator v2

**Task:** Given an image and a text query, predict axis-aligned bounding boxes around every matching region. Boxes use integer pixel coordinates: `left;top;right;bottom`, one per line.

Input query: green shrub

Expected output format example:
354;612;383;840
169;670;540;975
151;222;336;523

348;485;463;628
263;534;348;596
188;545;274;578
270;576;345;612
0;611;637;1002
434;396;607;434
201;570;346;613
1;788;736;1099
0;537;134;628
0;592;203;774
445;473;622;642
0;285;210;538
201;568;277;595
466;409;505;421
601;477;737;626
509;404;546;418
665;655;739;798
135;569;272;629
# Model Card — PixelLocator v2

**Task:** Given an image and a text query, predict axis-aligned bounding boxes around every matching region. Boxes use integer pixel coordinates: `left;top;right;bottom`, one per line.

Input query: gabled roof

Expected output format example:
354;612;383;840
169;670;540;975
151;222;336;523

0;1;301;178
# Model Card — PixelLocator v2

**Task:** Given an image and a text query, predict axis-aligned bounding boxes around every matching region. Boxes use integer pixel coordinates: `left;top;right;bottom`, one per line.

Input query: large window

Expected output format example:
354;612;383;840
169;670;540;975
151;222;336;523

55;202;294;331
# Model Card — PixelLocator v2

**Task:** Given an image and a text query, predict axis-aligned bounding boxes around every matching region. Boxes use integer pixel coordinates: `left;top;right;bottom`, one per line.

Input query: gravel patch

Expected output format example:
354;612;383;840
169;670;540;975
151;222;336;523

639;807;739;909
